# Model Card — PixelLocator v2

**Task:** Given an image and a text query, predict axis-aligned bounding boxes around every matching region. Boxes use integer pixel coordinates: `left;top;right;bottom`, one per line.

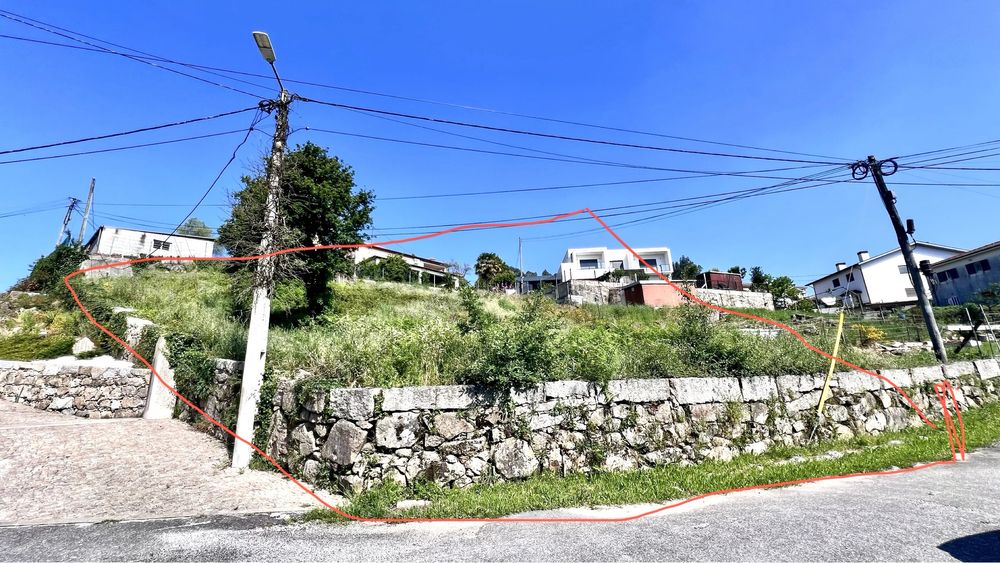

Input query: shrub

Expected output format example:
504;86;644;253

0;333;74;360
854;324;886;347
12;244;90;303
460;293;557;388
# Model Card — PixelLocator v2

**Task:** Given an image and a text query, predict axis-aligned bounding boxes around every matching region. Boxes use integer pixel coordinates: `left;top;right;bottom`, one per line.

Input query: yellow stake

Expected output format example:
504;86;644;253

817;311;846;415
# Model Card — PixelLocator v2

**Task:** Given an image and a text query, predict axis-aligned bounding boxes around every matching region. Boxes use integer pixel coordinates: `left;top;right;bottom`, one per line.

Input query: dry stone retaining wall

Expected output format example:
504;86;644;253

0;359;151;418
264;359;1000;493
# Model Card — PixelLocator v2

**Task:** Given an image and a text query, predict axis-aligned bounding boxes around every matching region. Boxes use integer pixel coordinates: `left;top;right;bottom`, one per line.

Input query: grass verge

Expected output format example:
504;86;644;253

300;400;1000;522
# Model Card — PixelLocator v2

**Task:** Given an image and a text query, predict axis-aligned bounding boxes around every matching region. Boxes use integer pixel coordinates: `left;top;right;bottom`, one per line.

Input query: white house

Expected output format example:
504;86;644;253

807;243;964;307
83;225;215;258
558;246;672;282
352;245;457;287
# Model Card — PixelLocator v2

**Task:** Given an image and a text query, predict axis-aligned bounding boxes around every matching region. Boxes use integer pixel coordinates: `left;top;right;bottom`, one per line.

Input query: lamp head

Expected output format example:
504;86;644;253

252;31;276;63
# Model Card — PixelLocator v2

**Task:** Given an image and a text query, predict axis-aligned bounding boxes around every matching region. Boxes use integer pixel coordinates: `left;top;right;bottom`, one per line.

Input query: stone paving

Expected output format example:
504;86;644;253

0;399;341;526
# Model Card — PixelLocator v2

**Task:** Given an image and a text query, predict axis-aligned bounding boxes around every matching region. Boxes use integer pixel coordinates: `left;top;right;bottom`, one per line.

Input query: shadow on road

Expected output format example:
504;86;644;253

938;530;1000;562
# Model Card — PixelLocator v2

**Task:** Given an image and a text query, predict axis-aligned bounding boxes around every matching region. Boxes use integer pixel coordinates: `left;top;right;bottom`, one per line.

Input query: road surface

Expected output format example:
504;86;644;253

2;443;998;561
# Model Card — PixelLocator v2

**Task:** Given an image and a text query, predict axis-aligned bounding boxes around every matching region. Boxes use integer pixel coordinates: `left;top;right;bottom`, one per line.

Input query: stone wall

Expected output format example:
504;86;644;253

0;359;151;418
262;359;1000;493
694;288;774;310
175;359;244;439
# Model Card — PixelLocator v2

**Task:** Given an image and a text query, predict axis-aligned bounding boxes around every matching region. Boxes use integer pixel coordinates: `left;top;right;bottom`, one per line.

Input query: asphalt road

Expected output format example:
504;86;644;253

2;445;998;562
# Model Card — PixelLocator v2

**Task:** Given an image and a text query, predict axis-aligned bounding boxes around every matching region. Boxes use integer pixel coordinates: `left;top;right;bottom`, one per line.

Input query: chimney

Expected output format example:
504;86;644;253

836;262;847;271
857;250;870;262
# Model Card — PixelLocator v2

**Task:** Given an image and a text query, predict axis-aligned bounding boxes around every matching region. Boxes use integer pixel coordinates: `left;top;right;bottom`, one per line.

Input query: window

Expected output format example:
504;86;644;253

642;258;658;267
905;287;917;298
937;272;948;283
610;260;624;270
898;265;909;274
152;239;171;251
579;259;599;269
967;259;992;275
846;273;855;282
832;278;841;288
948;268;960;280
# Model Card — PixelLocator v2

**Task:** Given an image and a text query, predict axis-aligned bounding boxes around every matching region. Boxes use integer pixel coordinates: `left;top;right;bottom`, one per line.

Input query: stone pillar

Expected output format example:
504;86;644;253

142;337;177;419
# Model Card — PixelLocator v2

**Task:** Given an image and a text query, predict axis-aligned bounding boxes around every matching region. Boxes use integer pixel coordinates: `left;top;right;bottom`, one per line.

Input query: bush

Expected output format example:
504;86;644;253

0;333;74;360
12;244;90;303
853;324;886;347
460;293;557;388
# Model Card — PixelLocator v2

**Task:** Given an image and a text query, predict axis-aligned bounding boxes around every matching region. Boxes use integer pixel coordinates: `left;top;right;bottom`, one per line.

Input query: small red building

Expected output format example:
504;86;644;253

696;271;744;291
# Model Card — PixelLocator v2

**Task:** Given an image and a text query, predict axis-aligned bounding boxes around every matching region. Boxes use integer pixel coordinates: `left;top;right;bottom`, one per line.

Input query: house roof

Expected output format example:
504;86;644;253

83;225;216;249
364;245;449;267
805;241;966;286
929;240;1000;269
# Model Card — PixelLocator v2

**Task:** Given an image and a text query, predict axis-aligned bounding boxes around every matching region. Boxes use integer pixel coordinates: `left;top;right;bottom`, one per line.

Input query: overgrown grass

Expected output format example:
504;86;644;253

67;269;971;387
300;400;1000;522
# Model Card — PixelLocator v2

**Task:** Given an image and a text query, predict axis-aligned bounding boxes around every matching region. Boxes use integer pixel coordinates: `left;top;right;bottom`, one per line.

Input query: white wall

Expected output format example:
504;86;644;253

93;228;214;258
861;246;958;304
559;247;672;281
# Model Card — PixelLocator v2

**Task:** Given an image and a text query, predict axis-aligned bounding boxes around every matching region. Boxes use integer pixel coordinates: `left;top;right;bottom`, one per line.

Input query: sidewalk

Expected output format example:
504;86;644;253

0;399;340;525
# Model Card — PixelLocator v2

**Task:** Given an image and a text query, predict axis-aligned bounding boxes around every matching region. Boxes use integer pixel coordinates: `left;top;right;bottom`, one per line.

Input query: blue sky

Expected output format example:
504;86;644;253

2;1;1000;289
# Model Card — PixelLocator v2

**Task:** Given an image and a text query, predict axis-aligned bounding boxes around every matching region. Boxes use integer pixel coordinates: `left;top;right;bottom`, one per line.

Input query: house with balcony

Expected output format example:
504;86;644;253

558;246;672;282
928;240;1000;305
352;245;457;287
807;243;964;308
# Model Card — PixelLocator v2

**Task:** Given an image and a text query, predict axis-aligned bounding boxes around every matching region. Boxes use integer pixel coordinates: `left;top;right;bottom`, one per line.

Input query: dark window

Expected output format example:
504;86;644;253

643;258;658;267
846;273;855;282
579;259;599;269
832;278;841;288
937;272;948;283
981;259;992;271
948;268;960;280
152;239;171;251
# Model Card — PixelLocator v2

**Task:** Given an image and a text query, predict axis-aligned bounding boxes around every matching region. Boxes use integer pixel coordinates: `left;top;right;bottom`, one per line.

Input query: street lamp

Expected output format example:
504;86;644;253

252;31;284;91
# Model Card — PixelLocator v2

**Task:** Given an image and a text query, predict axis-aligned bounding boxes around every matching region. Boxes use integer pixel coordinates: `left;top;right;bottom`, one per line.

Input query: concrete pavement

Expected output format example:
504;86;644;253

2;443;998;561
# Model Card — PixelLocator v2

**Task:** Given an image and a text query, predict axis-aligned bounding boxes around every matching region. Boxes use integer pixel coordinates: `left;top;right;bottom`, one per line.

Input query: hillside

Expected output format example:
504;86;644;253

2;264;968;389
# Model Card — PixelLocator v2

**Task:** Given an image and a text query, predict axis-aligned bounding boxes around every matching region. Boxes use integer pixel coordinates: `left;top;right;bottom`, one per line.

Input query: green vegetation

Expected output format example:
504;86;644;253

0;333;74;360
11;243;90;303
300;400;1000;521
62;268;977;388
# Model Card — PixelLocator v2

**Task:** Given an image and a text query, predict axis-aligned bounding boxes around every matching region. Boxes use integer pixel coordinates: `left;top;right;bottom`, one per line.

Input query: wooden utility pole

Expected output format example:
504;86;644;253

232;32;291;470
55;197;80;248
518;237;524;294
77;178;95;243
864;155;947;362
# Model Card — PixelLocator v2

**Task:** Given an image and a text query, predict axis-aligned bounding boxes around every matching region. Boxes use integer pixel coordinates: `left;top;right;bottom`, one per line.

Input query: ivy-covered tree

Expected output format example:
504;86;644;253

218;142;374;315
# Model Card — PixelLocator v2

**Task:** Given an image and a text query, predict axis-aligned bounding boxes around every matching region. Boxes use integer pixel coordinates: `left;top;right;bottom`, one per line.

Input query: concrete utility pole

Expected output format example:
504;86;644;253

232;32;292;470
861;155;947;363
77;178;95;243
55;197;80;248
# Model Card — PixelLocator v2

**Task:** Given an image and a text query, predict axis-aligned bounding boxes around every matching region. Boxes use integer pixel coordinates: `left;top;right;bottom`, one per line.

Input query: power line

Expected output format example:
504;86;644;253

0;30;849;162
0;128;256;165
298;97;849;166
0;106;259;157
0;9;266;99
0;201;67;219
147;110;266;255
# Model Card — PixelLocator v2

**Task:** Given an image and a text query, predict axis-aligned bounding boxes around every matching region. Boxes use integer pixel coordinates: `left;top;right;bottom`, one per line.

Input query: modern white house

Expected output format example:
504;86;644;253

352;245;457;287
558;246;672;282
807;243;964;307
83;225;215;258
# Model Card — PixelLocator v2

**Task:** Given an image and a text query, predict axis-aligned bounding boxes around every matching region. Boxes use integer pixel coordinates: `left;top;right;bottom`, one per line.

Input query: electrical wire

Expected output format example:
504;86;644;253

298;97;849;166
0;128;257;165
0;106;259;157
0;29;849;161
0;10;266;99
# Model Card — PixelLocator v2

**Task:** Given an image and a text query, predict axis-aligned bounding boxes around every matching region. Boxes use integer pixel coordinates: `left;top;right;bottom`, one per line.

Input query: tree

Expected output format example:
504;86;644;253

749;266;773;292
727;265;747;279
217;142;374;315
474;252;512;289
177;217;213;238
671;255;701;281
12;244;89;301
768;276;801;307
542;269;552;276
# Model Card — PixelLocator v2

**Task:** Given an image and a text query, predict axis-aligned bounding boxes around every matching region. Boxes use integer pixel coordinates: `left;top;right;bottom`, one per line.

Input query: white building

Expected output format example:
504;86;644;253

559;246;672;281
352;245;457;287
807;243;964;307
83;225;215;258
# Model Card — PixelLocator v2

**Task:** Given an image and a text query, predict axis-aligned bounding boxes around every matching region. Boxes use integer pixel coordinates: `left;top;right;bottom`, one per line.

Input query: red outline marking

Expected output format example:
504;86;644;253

63;208;965;523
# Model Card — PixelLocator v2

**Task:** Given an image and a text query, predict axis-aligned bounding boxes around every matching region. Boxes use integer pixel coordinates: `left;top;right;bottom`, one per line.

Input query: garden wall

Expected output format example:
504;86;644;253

263;359;1000;492
0;359;151;418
